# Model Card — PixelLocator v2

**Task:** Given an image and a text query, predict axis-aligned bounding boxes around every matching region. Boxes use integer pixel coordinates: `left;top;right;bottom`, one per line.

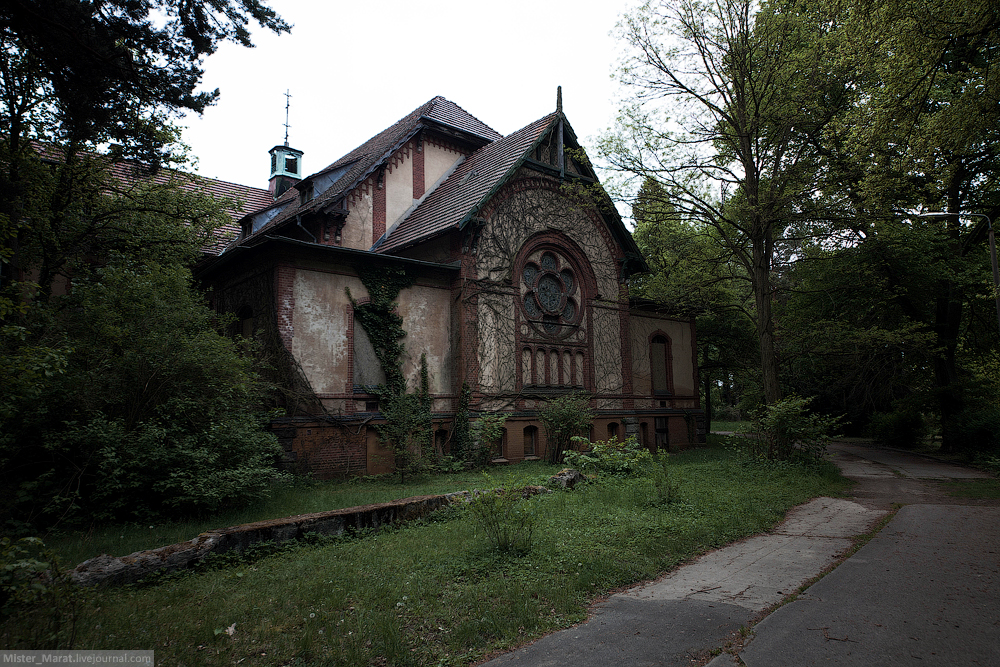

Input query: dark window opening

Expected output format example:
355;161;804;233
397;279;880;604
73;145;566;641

651;335;672;395
523;426;538;457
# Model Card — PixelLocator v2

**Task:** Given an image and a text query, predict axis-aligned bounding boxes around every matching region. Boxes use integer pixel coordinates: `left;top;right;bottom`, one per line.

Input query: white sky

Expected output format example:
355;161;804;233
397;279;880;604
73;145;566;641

179;0;636;189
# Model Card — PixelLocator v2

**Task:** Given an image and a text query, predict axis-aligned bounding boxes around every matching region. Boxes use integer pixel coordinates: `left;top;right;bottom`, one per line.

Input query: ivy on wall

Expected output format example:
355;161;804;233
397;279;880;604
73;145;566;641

348;265;413;394
348;264;436;479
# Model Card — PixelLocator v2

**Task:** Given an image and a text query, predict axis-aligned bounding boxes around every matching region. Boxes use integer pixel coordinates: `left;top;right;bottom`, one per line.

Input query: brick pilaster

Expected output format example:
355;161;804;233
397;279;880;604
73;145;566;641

373;172;386;244
275;261;296;349
413;138;425;199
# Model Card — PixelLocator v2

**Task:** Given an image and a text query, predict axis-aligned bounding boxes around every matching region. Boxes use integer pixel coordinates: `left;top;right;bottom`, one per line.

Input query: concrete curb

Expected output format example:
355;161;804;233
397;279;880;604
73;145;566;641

70;491;467;587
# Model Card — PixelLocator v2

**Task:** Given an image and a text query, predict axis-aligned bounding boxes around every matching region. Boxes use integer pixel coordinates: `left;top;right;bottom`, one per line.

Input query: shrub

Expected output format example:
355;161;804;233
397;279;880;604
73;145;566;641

538;393;594;463
950;405;1000;457
564;435;652;476
0;264;284;529
729;396;841;463
650;452;681;505
0;537;80;649
471;411;507;467
465;473;537;554
869;406;927;449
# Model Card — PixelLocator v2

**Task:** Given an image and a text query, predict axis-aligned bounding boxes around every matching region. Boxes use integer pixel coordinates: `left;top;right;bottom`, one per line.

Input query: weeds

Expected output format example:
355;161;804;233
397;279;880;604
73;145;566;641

7;444;849;665
465;473;539;554
1;537;81;649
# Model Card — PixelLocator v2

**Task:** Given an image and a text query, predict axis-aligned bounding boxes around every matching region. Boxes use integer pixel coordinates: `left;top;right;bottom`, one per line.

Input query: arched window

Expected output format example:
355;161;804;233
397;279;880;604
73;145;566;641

514;234;593;392
650;334;673;395
493;428;508;460
519;249;584;339
523;425;538;457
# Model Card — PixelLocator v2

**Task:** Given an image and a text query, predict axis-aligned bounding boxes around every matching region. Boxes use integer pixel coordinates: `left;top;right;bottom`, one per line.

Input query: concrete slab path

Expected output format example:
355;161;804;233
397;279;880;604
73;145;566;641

738;504;1000;667
480;442;999;667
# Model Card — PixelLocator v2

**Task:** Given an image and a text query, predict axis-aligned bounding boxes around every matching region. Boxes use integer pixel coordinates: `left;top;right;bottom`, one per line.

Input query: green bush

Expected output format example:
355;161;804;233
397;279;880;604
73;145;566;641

729;395;841;463
950;405;1000;456
869;406;927;449
0;537;80;649
1;264;283;529
471;411;507;467
650;452;681;505
564;435;652;476
465;473;537;554
538;393;594;464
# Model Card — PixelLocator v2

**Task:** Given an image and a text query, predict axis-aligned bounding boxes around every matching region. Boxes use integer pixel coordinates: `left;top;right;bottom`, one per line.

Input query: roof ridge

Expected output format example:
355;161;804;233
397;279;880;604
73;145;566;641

239;96;503;242
377;111;558;253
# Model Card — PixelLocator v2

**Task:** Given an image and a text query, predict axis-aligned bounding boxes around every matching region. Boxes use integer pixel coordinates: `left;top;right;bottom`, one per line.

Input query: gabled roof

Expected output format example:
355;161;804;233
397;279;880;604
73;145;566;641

242;97;501;241
106;164;271;254
376;114;557;253
26;143;271;254
377;110;647;273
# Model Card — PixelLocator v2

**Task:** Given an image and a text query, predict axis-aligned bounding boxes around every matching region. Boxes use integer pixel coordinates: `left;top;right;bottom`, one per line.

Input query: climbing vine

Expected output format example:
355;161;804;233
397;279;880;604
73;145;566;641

348;264;413;395
348;265;435;480
462;167;626;407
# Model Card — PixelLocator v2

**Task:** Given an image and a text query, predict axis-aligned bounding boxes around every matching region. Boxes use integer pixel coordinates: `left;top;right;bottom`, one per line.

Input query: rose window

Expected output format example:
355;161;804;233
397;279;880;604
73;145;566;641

521;251;580;335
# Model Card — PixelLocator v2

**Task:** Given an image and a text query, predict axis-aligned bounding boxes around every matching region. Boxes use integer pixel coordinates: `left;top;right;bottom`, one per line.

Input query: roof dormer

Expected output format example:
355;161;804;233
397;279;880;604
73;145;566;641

269;144;303;199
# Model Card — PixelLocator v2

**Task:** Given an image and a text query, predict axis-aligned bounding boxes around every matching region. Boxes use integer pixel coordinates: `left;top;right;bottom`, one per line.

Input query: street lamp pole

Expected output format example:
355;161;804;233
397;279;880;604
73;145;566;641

917;211;1000;336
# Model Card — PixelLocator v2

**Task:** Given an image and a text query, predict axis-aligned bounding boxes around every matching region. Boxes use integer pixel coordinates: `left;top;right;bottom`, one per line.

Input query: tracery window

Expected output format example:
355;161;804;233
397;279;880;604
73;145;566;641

520;250;581;337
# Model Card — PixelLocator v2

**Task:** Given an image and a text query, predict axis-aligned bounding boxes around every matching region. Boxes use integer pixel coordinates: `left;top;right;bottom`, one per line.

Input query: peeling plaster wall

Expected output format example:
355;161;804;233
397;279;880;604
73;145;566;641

397;283;453;394
629;314;696;397
291;269;359;395
343;191;374;250
477;290;518;395
289;269;454;399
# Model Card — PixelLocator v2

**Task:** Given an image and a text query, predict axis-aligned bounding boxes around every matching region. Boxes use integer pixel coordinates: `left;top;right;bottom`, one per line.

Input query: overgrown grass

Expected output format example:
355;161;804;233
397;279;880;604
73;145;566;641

11;444;849;665
710;420;749;432
45;464;565;567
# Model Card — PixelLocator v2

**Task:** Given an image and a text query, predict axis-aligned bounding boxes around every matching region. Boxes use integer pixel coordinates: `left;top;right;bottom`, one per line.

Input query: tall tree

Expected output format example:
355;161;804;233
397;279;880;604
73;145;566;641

0;1;292;527
602;0;855;406
0;0;289;313
830;0;1000;451
0;0;288;162
631;177;758;427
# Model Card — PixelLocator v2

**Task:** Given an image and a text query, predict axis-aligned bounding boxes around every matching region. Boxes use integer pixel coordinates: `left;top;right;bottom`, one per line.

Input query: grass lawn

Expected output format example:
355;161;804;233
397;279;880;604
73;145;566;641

709;420;749;432
45;465;568;567
9;442;849;665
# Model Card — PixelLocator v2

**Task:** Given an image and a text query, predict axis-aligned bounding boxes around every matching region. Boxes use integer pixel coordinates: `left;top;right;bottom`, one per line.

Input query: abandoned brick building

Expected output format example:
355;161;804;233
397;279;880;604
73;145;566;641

197;93;704;477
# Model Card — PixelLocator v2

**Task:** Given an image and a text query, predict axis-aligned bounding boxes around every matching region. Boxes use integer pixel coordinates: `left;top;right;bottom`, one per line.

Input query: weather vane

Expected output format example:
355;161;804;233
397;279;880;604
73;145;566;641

283;89;292;147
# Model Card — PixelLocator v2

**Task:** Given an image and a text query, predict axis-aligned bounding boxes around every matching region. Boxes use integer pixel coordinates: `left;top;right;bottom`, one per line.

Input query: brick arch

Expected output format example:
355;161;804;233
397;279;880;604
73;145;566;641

512;229;599;300
482;176;624;271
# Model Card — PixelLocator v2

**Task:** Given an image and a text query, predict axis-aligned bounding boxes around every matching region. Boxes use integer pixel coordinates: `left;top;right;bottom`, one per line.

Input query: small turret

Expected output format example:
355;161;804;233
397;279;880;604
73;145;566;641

269;144;303;199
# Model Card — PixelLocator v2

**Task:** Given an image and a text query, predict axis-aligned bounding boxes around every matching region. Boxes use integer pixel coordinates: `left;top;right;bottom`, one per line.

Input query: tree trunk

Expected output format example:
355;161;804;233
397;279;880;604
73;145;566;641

935;171;968;453
702;346;713;435
752;230;782;406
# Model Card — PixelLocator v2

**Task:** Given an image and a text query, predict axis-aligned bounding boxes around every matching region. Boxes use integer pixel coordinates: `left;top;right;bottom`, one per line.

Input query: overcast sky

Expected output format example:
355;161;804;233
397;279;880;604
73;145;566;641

179;0;636;189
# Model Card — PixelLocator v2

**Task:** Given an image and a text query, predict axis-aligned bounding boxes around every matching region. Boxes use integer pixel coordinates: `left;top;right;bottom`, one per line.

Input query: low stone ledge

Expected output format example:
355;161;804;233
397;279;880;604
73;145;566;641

71;493;455;588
